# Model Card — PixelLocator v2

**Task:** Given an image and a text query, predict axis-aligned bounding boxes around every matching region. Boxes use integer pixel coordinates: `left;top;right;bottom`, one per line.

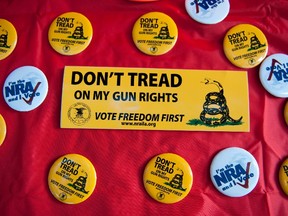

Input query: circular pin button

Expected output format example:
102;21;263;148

223;24;268;68
284;101;288;125
48;154;97;204
259;53;288;98
185;0;230;24
132;12;178;56
48;12;93;55
3;66;48;112
0;19;17;60
0;114;6;146
279;158;288;196
210;147;259;197
143;153;193;204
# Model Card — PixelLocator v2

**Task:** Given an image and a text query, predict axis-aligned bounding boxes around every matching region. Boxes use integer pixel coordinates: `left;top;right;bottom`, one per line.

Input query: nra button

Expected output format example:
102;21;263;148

259;53;288;98
185;0;230;24
0;114;6;146
223;24;268;68
210;147;259;197
132;12;178;56
143;153;193;204
48;12;93;55
0;19;17;60
279;157;288;196
3;66;48;112
48;154;97;204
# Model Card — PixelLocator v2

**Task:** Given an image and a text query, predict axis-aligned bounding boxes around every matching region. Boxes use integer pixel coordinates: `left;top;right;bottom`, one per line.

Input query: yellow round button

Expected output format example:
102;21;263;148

284;101;288;125
279;158;288;196
0;19;17;60
48;154;97;204
0;114;7;146
223;24;268;68
48;12;93;55
132;12;178;56
143;153;193;204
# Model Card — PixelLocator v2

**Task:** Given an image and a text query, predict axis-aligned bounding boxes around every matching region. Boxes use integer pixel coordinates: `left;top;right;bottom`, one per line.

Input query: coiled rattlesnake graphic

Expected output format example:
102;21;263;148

200;78;242;126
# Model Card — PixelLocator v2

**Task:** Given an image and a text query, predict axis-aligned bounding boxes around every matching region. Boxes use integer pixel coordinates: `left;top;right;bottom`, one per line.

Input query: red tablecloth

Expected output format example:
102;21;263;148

1;0;288;215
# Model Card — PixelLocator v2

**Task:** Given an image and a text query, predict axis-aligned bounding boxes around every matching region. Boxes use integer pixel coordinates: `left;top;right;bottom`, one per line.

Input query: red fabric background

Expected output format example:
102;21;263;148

1;0;288;215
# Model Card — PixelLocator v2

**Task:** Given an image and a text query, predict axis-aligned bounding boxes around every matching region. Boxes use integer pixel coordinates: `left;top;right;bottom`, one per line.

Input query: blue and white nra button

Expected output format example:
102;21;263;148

185;0;230;24
210;147;259;197
3;66;48;112
259;53;288;98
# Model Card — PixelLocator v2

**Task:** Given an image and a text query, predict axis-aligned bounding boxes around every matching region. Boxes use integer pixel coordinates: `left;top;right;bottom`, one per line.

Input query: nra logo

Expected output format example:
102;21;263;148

266;58;288;82
213;162;255;191
191;0;225;13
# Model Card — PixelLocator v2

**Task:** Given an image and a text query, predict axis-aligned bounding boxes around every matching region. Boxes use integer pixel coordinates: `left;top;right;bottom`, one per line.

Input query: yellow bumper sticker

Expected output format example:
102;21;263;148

61;66;249;132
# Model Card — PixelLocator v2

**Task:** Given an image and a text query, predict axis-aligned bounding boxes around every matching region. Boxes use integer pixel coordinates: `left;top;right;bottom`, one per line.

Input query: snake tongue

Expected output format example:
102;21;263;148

204;79;210;84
